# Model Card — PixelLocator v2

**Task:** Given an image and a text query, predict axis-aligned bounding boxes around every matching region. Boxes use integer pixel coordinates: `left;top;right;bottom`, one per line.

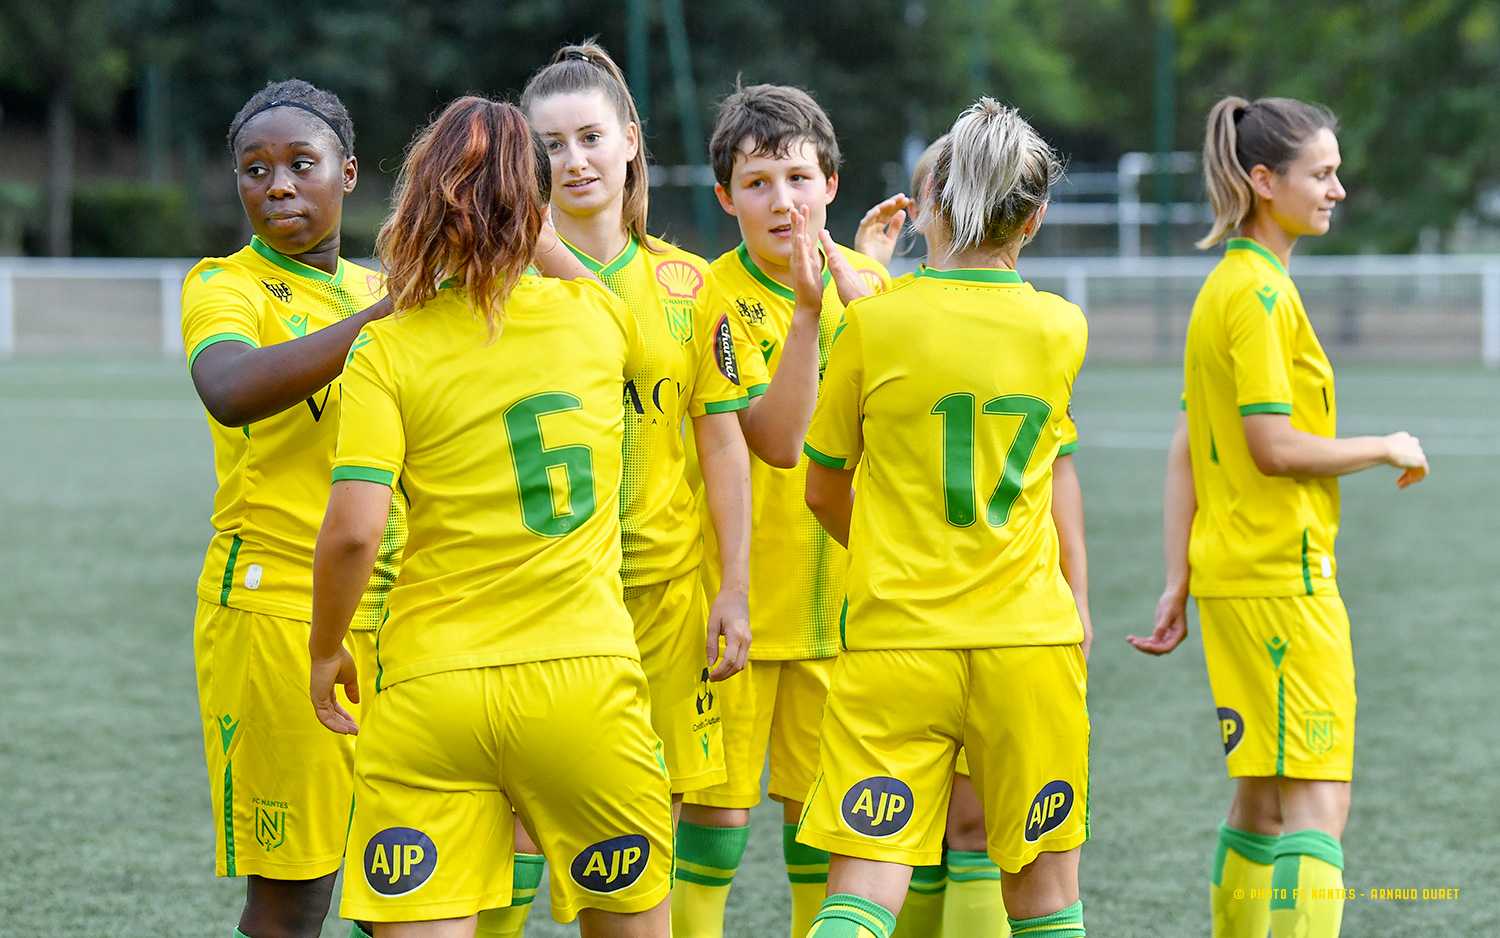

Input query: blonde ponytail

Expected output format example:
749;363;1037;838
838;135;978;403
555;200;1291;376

931;98;1060;255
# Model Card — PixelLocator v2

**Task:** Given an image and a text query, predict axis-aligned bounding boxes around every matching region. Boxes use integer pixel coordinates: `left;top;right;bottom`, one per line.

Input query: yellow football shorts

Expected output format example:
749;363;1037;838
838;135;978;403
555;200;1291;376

340;655;674;924
681;656;835;810
626;571;726;793
194;599;373;880
1198;595;1356;781
797;646;1089;873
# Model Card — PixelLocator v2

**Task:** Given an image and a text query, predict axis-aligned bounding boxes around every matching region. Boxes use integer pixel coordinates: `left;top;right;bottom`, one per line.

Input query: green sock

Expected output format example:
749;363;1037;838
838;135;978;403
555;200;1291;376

786;823;832;938
944;849;1007;938
474;853;545;938
1008;899;1085;938
348;924;374;938
1270;830;1345;938
808;894;897;938
672;821;751;938
891;861;947;938
1210;822;1277;938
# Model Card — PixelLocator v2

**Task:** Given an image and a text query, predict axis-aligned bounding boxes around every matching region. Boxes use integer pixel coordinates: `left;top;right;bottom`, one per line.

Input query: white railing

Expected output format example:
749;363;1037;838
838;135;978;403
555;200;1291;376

3;253;1500;366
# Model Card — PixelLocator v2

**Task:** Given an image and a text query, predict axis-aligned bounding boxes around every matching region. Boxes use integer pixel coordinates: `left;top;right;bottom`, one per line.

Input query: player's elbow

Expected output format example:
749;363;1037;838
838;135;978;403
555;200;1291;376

1246;439;1299;477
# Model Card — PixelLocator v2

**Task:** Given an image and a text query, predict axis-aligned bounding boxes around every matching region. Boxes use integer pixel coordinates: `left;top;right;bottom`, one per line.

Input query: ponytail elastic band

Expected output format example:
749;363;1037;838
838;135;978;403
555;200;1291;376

563;50;592;63
232;100;350;154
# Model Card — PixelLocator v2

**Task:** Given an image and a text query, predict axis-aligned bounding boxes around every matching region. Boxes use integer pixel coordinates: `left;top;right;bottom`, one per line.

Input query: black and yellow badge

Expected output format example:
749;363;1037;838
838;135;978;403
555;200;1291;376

1024;780;1074;843
1217;706;1244;755
841;776;914;837
364;827;438;897
260;277;292;303
572;834;650;893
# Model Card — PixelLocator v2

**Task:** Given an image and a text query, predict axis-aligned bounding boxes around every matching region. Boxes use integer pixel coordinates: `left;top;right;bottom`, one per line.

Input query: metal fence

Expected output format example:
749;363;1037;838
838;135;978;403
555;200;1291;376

3;254;1499;365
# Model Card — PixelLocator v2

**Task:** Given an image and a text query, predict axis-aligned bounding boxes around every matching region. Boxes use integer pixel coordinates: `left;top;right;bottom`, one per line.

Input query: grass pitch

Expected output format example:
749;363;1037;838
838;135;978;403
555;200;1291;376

1;358;1496;936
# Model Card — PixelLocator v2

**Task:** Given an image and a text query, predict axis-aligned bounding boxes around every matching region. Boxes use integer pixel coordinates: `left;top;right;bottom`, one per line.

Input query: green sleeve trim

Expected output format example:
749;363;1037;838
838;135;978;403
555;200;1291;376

189;333;256;370
1057;440;1079;456
1180;397;1188;411
1238;402;1292;416
332;466;395;486
803;442;848;469
746;382;770;399
702;397;750;415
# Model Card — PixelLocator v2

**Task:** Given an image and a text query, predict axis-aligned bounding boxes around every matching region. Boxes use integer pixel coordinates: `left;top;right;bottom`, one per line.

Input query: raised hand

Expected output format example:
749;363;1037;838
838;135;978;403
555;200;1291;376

790;204;826;314
821;229;875;307
853;193;912;267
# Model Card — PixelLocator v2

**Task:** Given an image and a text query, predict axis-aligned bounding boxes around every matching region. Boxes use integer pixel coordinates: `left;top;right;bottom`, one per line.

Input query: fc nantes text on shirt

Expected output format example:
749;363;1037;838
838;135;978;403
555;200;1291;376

180;237;406;628
803;268;1086;650
1183;237;1340;599
333;275;645;688
707;242;890;659
562;235;748;590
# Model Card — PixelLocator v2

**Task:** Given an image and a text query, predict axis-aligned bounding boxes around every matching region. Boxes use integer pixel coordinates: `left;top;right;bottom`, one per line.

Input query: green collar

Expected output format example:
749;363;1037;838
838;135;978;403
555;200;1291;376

735;242;831;301
1225;237;1288;277
250;236;342;283
916;266;1023;284
561;234;639;278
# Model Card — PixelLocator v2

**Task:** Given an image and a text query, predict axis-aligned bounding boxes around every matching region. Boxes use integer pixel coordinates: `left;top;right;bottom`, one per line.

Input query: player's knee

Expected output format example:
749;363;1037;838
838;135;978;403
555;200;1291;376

241;874;337;938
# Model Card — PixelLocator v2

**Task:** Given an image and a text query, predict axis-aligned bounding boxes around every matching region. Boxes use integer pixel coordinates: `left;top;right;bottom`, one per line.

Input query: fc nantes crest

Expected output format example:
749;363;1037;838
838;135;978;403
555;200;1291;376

255;803;286;850
656;260;704;344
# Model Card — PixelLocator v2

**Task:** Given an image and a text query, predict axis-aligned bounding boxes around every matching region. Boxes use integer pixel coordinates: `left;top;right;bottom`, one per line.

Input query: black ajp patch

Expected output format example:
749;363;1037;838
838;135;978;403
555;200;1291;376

840;776;914;837
714;315;741;385
1024;780;1074;843
1217;707;1245;755
363;827;438;896
572;834;650;893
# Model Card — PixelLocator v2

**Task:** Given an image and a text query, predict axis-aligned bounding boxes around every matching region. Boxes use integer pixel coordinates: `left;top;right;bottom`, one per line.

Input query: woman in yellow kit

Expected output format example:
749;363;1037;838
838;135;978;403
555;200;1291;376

1128;96;1428;938
181;78;405;938
796;99;1089;938
848;135;1093;938
307;98;674;938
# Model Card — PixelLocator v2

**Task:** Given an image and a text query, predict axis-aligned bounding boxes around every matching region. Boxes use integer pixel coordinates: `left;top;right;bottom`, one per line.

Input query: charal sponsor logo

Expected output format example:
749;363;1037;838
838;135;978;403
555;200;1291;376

572;834;650;893
364;827;438;896
1024;780;1074;843
260;277;292;303
714;315;741;385
840;776;914;837
1217;706;1244;755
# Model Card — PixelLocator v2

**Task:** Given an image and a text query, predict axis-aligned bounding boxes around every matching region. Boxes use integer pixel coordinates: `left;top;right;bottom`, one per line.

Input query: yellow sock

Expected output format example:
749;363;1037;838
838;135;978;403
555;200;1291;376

786;823;831;938
807;894;897;938
1270;830;1345;938
1210;822;1277;938
474;853;545;938
891;862;947;938
944;849;1008;938
672;821;751;938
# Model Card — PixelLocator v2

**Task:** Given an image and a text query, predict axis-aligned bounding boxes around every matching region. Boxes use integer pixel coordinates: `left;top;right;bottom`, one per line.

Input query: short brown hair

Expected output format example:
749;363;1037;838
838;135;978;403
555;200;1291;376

709;82;841;187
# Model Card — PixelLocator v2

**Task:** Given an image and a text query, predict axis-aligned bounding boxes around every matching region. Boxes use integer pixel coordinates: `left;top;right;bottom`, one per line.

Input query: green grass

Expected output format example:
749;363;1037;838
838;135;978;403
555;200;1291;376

2;358;1496;936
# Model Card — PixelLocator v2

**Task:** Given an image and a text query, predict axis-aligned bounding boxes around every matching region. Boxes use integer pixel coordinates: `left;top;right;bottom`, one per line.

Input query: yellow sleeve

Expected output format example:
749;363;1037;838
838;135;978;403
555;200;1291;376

689;273;750;417
1226;286;1295;417
710;278;770;398
181;263;262;369
1058;410;1079;456
803;305;865;469
332;326;405;488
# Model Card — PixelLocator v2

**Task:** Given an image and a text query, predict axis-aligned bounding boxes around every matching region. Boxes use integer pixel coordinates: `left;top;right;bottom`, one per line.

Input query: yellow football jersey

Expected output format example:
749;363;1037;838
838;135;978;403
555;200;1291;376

803;268;1086;650
181;237;406;628
1183;237;1340;598
332;275;645;688
705;242;890;660
562;235;748;590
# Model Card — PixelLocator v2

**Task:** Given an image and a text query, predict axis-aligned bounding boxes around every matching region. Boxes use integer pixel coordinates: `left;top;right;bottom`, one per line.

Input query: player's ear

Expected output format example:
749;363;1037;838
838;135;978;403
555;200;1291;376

343;156;358;194
714;183;737;216
623;121;640;163
824;172;839;205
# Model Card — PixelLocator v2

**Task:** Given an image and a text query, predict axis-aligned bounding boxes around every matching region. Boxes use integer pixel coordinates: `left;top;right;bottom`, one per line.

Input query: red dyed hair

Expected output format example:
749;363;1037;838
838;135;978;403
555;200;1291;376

377;96;546;332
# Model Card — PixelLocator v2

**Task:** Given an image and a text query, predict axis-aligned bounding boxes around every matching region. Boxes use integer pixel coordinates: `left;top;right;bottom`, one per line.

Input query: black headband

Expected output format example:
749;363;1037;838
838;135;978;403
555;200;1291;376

232;99;350;155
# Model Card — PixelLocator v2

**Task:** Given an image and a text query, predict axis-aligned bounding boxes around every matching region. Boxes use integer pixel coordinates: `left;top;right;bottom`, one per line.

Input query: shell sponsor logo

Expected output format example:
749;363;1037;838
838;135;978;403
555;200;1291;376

656;260;704;299
857;269;884;293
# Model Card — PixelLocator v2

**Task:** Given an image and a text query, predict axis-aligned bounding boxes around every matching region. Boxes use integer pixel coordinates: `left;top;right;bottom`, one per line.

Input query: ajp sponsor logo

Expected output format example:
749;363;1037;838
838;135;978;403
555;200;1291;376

572;834;650;893
364;827;438;896
841;776;914;837
1023;781;1073;843
1217;706;1244;756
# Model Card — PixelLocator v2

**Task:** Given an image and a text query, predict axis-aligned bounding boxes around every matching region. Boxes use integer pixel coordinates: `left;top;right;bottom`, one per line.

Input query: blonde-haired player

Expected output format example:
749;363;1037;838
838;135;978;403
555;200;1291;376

310;96;677;938
796;99;1089;938
1129;96;1427;938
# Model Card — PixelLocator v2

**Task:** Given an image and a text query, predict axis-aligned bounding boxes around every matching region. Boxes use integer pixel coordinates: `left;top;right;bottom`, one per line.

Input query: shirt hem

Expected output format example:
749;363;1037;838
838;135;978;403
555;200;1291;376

374;644;642;687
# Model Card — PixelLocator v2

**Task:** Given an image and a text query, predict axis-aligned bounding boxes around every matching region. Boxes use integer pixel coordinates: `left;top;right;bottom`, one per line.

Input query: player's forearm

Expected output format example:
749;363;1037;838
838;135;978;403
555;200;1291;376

310;482;387;659
739;303;822;468
694;412;753;596
805;462;856;548
1051;454;1089;607
1162;413;1196;597
191;298;390;427
1242;413;1391;478
533;236;598;282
